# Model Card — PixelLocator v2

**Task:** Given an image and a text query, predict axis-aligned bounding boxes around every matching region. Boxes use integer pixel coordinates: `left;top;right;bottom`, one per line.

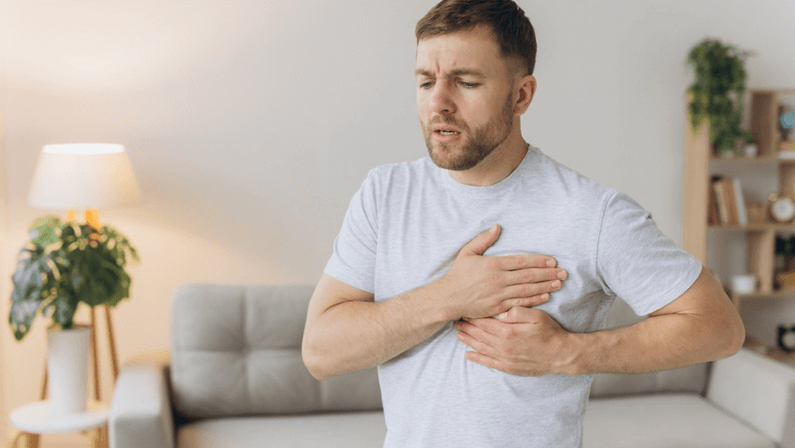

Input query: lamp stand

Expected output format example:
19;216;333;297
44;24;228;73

9;210;120;448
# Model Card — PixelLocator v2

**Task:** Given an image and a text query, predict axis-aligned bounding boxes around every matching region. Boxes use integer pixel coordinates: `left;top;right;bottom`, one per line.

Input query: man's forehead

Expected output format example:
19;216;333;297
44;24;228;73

415;28;504;76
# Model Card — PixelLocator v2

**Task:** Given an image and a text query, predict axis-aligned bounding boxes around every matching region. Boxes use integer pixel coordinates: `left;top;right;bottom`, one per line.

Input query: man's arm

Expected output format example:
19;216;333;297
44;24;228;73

302;224;568;380
454;266;745;376
303;274;454;381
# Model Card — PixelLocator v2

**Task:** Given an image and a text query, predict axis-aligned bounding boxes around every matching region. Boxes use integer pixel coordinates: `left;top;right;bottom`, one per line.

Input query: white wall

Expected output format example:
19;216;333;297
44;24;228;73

1;0;10;439
2;0;795;438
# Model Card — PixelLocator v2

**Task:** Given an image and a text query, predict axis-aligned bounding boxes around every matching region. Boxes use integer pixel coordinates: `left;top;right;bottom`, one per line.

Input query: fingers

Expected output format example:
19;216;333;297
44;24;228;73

455;319;504;350
456;324;502;356
501;292;552;310
496;306;544;323
457;307;545;337
501;277;562;303
496;253;558;271
459;224;501;257
502;265;567;287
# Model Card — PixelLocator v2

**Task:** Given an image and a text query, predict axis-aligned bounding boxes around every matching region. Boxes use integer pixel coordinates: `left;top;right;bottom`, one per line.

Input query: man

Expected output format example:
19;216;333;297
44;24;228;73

302;0;745;446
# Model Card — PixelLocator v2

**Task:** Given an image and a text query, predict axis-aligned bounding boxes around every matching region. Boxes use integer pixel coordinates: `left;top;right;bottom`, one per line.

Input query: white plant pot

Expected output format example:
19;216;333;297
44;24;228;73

47;325;91;414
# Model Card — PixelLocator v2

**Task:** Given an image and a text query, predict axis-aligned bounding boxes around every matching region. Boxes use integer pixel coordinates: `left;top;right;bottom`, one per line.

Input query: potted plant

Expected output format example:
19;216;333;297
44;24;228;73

686;38;754;156
8;216;139;412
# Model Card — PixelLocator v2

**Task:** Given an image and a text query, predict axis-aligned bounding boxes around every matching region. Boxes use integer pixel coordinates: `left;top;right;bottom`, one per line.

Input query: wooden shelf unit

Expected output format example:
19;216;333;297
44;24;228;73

684;89;795;308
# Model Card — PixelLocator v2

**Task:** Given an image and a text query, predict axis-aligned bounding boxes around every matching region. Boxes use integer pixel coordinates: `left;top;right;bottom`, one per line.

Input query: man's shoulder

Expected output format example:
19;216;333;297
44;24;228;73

528;146;618;203
363;156;437;190
369;156;435;178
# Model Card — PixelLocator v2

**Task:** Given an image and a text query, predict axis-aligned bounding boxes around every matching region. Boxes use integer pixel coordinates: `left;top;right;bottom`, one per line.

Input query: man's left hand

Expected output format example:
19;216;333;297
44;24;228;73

454;307;576;376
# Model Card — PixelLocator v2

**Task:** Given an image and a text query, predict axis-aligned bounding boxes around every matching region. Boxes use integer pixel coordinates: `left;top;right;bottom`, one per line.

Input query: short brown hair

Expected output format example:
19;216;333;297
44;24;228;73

416;0;537;76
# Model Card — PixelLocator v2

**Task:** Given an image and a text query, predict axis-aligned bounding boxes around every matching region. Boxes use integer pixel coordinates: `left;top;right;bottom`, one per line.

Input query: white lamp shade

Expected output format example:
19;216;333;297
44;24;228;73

28;143;142;210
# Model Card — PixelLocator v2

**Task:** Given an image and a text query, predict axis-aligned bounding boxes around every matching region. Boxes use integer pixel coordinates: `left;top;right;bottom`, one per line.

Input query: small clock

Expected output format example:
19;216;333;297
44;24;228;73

778;325;795;353
770;193;795;223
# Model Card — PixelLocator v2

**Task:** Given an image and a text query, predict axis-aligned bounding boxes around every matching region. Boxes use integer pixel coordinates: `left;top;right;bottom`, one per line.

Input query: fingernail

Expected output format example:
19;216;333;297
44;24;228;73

546;259;556;267
552;280;561;288
498;312;508;319
491;224;499;232
558;270;567;280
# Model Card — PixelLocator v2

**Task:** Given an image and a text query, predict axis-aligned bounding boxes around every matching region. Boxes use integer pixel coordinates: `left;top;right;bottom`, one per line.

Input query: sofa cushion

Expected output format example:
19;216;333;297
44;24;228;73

175;395;772;448
176;411;386;448
583;394;775;448
170;284;382;418
589;297;709;398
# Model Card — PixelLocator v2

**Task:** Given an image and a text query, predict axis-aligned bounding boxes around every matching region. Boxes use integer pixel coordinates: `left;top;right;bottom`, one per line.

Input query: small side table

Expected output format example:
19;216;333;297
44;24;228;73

7;400;109;448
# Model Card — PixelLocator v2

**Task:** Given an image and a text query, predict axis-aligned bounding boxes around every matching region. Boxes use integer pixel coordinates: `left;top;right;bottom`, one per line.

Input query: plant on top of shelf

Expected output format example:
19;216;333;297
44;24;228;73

8;216;139;341
686;38;754;156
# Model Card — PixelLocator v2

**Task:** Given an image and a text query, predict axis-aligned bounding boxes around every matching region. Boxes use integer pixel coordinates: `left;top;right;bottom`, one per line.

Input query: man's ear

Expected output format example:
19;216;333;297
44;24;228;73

513;75;537;115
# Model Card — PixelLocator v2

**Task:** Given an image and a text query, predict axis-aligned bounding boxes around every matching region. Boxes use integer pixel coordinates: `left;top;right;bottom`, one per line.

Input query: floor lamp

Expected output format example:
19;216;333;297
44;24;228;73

27;143;142;403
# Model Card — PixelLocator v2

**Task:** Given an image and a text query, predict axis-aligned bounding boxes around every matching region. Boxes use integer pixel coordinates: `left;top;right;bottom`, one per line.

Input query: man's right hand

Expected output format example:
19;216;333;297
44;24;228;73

304;223;567;380
437;224;567;320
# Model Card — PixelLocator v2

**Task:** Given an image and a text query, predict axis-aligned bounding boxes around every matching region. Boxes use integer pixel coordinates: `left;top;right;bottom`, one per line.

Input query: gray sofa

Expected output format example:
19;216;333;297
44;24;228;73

109;284;795;448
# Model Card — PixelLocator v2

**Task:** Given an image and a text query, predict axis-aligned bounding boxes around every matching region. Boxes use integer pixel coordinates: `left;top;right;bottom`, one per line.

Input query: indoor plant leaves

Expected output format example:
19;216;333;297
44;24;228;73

686;38;754;156
8;217;139;341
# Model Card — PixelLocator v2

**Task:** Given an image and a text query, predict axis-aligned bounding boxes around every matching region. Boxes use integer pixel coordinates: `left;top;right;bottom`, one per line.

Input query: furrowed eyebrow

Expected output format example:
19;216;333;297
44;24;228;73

415;69;433;78
449;69;486;78
414;68;487;78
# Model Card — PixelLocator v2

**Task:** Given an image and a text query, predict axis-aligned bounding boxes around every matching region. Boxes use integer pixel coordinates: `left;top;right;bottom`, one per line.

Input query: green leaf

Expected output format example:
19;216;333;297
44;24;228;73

9;299;39;341
8;216;140;340
50;291;78;329
686;38;752;155
30;217;62;248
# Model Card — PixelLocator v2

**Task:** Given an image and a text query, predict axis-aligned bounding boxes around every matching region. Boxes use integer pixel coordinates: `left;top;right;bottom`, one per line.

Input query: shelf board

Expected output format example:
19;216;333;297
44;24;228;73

762;347;795;367
710;155;795;164
743;338;795;367
709;222;795;231
750;88;795;95
732;289;795;300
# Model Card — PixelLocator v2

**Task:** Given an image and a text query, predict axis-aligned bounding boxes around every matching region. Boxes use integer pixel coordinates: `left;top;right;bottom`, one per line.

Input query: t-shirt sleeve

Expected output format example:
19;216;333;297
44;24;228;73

596;191;703;316
323;169;380;294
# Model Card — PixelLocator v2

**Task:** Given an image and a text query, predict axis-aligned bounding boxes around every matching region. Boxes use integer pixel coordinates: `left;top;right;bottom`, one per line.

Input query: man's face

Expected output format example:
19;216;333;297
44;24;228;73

416;25;517;171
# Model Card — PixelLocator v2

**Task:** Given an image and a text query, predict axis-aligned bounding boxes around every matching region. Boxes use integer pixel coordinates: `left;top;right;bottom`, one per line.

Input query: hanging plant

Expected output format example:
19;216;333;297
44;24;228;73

686;38;754;156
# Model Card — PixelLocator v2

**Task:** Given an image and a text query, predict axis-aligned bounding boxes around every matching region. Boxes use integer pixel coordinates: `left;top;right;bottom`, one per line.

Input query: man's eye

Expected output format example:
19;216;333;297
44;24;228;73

419;82;433;89
460;81;480;89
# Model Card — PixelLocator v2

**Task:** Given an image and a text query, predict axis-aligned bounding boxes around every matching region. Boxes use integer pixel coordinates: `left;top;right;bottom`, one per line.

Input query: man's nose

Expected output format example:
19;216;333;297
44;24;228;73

429;82;456;115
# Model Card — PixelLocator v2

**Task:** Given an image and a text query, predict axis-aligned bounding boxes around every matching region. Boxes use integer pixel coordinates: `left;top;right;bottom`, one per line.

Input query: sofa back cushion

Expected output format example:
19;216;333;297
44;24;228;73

588;297;709;398
170;284;382;419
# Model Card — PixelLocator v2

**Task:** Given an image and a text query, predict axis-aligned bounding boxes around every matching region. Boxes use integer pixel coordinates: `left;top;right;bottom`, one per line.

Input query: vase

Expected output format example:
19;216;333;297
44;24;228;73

46;325;91;413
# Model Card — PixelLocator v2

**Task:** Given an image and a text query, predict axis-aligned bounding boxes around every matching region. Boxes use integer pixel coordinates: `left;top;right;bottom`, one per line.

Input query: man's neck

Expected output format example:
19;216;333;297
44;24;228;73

448;136;530;187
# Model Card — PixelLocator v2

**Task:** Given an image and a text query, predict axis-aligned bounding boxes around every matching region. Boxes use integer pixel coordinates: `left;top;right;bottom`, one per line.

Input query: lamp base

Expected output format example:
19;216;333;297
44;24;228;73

66;208;101;230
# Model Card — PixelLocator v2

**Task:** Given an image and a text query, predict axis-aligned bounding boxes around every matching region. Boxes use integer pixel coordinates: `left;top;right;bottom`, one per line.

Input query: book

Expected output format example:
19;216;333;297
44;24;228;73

708;185;720;225
723;178;738;224
712;177;730;225
710;176;746;226
733;177;747;226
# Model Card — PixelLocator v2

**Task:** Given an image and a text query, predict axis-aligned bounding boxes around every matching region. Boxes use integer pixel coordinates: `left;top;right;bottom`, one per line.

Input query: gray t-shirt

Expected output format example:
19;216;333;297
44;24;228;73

324;145;702;448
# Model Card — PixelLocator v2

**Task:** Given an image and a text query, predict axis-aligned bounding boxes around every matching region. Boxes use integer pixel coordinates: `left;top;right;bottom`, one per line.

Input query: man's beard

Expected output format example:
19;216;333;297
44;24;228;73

423;92;514;171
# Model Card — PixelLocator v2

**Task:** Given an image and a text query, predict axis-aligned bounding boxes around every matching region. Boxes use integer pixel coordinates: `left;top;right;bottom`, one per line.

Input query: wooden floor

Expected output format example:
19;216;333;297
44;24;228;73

11;434;88;447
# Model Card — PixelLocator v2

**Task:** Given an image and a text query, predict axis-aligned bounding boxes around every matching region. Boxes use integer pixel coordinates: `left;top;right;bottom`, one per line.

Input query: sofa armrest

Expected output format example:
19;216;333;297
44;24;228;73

109;353;175;448
707;348;795;448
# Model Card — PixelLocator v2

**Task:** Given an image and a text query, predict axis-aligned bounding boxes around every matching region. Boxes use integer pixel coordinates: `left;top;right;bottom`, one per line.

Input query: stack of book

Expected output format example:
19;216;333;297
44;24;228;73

780;140;795;160
709;176;747;226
